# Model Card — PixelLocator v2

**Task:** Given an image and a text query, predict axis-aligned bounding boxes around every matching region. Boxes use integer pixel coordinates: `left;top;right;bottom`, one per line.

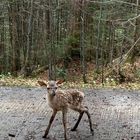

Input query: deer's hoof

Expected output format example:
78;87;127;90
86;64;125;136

71;128;77;131
91;130;94;136
42;135;47;138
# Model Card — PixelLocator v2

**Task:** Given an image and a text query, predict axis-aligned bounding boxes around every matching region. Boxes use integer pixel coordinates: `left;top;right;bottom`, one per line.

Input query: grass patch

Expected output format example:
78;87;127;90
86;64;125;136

0;75;139;90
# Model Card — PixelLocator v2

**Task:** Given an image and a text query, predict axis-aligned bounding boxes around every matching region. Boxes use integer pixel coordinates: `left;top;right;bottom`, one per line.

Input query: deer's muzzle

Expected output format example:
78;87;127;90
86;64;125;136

52;90;56;96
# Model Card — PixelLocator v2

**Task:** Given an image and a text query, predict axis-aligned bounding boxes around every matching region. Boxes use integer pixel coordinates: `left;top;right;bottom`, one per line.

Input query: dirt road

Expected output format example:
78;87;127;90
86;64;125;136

0;87;140;140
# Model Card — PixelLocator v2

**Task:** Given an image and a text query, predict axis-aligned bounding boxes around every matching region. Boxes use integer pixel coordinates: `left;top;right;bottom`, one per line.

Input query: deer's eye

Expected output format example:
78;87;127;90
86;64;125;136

47;87;50;90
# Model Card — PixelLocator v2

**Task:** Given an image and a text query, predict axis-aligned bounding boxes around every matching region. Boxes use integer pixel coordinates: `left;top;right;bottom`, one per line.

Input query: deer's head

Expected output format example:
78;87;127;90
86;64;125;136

38;80;64;96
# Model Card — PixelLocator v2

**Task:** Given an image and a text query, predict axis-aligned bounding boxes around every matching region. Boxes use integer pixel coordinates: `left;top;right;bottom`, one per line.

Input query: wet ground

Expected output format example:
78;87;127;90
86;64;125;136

0;87;140;140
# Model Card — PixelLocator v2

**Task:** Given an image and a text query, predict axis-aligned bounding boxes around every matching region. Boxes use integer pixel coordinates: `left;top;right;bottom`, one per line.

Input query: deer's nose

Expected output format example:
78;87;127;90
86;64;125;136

52;90;56;96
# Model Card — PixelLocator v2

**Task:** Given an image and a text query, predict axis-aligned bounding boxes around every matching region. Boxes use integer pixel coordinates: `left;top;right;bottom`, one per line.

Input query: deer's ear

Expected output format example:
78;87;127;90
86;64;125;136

38;81;47;87
56;80;64;85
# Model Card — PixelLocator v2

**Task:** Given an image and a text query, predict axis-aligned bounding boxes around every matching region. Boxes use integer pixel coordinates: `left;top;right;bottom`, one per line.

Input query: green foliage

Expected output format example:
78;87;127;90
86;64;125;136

115;28;124;39
0;72;11;78
65;35;79;47
56;67;67;80
135;69;140;78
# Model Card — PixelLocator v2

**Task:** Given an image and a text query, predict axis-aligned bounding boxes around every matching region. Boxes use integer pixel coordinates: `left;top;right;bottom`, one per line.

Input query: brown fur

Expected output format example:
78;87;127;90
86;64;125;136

38;80;94;140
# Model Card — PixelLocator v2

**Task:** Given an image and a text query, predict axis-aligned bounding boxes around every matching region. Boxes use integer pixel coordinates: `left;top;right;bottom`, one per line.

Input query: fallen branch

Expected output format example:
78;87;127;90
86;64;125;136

105;37;140;76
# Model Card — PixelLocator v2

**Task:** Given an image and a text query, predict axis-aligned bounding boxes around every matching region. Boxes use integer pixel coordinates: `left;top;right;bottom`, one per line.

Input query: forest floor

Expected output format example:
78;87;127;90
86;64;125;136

0;60;140;90
0;87;140;140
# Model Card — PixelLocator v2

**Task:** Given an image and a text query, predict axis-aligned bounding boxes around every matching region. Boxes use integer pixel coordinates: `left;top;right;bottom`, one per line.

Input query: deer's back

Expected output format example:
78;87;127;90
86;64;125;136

48;89;84;111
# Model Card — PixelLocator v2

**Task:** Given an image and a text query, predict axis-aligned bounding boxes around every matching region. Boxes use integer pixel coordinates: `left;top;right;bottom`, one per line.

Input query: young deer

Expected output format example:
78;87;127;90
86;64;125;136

38;80;94;140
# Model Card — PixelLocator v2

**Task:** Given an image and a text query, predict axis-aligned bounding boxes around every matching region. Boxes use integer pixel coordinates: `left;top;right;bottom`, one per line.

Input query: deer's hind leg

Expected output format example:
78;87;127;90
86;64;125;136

71;106;94;135
71;111;84;131
84;107;94;135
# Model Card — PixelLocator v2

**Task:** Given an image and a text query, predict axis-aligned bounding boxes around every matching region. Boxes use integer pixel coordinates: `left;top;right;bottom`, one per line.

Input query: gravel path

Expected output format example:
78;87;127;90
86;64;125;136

0;87;140;140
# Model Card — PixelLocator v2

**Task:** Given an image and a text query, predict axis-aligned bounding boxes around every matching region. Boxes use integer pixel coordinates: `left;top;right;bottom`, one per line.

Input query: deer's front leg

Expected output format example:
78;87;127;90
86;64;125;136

85;110;94;135
43;110;57;138
62;109;68;140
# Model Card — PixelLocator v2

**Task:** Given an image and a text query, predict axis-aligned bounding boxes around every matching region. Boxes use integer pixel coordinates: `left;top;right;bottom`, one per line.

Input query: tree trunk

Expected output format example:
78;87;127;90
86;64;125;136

80;0;87;83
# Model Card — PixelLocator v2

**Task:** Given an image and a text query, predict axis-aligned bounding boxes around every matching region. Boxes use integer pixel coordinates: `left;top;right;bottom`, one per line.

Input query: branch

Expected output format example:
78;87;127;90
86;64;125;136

113;0;139;7
90;0;139;7
122;14;140;26
122;37;140;61
112;36;140;65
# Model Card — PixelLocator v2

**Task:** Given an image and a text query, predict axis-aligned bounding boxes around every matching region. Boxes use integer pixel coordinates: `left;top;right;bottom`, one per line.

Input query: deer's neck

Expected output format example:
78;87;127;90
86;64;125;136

47;93;55;101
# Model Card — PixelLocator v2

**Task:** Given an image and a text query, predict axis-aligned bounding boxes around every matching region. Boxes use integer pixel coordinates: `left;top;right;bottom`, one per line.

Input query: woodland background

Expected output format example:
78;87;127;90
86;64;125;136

0;0;140;87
